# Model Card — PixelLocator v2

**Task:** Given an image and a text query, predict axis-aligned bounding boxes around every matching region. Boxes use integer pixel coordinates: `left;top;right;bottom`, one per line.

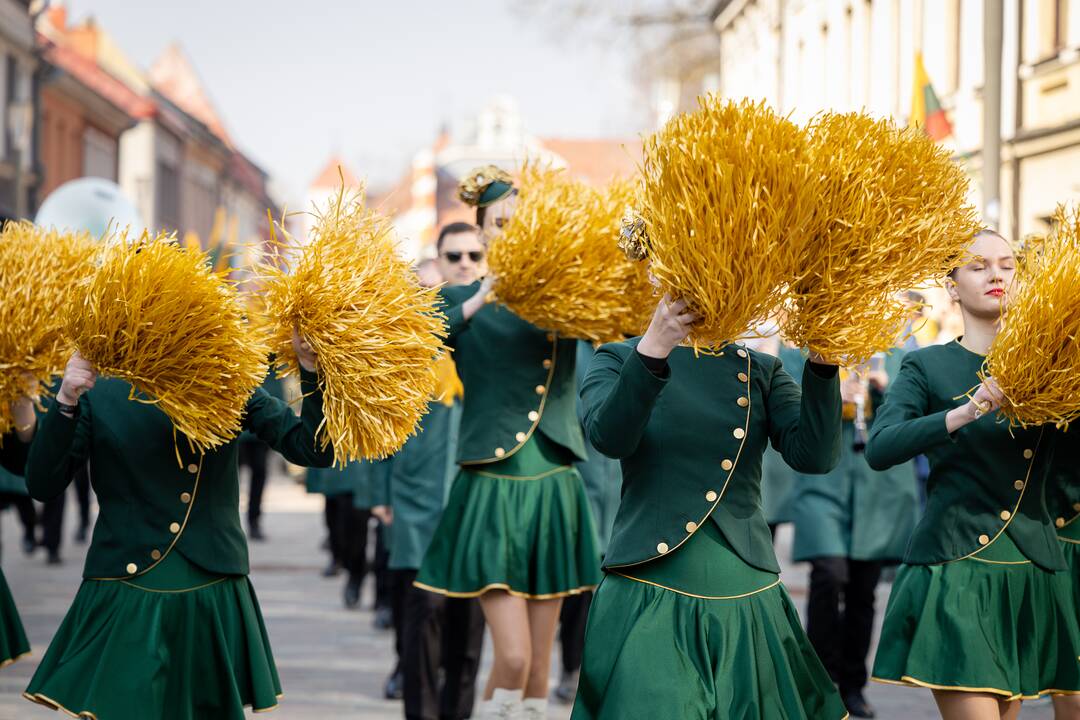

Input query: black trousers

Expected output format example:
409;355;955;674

40;464;92;554
374;527;391;609
398;569;485;720
559;590;593;674
805;556;883;693
238;442;269;528
325;493;370;581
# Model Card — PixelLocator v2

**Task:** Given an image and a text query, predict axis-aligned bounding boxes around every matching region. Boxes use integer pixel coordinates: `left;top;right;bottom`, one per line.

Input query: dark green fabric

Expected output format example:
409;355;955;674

871;539;1080;697
478;179;513;207
760;346;805;525
0;432;29;478
305;460;382;504
25;369;332;579
1047;427;1080;531
239;365;286;444
792;350;920;562
620;518;777;597
440;283;587;465
0;465;26;495
581;339;841;573
415;433;600;598
386;400;461;570
571;572;846;720
575;341;622;555
0;568;29;667
25;552;280;719
866;340;1066;570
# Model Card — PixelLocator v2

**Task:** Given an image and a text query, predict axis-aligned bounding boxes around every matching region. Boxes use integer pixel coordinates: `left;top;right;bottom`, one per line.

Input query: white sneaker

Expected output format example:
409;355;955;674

522;697;548;720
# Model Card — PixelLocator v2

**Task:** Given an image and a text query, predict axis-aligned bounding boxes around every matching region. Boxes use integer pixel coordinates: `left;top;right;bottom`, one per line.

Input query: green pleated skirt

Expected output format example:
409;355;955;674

24;551;281;719
572;522;848;720
872;531;1080;699
415;432;601;599
0;567;29;668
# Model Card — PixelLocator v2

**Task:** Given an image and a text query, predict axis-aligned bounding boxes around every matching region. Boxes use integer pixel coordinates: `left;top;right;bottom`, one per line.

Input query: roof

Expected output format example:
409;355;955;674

149;43;232;145
539;138;642;185
311;157;362;190
38;34;153;120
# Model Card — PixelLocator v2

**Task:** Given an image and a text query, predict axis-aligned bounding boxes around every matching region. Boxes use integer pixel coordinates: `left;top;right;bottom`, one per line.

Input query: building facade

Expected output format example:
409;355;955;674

0;0;38;221
701;0;1080;240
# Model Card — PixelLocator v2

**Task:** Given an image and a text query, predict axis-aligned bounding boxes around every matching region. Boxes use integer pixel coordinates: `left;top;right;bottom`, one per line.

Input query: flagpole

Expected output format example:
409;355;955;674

983;0;1004;229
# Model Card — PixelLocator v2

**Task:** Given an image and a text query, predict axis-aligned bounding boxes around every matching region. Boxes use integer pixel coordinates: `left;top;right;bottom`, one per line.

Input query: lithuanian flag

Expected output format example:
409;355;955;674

910;52;952;141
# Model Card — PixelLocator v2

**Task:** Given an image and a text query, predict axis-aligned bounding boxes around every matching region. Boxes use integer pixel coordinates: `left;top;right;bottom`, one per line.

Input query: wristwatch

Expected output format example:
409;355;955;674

55;399;78;418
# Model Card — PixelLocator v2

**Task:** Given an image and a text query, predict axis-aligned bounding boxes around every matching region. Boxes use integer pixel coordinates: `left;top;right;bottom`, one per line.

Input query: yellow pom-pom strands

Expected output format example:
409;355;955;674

486;165;653;344
782;113;980;365
64;231;269;456
261;181;446;466
984;205;1080;431
0;222;98;438
639;97;817;351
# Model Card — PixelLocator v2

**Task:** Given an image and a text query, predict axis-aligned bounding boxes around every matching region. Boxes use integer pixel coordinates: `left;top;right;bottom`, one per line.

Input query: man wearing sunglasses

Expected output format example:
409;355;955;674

436;222;487;286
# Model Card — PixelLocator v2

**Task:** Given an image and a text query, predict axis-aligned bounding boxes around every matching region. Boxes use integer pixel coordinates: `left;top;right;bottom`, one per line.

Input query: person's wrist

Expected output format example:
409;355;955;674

638;332;672;360
56;386;79;406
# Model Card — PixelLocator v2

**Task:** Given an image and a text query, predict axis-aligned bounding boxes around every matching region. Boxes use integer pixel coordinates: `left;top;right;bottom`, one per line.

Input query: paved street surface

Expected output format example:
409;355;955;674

0;471;1056;719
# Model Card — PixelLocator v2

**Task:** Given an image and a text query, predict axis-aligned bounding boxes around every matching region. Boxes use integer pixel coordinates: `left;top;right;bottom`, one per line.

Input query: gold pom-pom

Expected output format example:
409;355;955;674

984;204;1080;430
486;165;654;343
640;97;817;350
65;231;269;455
261;183;446;465
0;222;98;437
780;113;980;365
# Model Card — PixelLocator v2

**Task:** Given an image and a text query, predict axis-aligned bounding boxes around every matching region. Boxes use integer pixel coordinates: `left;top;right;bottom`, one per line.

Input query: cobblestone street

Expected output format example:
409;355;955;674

0;473;1055;720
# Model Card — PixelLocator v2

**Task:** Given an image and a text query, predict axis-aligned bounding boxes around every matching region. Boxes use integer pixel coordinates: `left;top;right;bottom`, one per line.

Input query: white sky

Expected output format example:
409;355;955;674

65;0;649;205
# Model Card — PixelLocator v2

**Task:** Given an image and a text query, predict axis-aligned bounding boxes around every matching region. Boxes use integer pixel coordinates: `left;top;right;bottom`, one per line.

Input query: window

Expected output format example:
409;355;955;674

1038;0;1070;59
83;127;118;181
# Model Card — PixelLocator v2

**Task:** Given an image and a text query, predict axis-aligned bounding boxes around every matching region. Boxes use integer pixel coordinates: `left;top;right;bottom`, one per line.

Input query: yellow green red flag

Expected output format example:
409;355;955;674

910;52;952;141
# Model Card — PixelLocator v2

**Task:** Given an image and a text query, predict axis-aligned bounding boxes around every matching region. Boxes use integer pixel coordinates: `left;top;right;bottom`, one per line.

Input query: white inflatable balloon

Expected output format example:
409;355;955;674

35;178;143;239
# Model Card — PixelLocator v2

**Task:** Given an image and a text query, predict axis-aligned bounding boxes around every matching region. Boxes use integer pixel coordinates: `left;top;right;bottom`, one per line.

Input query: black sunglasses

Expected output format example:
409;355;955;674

442;251;485;264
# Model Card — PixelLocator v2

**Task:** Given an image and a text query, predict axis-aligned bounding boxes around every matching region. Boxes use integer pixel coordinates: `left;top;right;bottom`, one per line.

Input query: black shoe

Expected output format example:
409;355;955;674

248;524;265;542
842;689;875;719
343;579;361;609
373;605;393;630
74;525;88;544
22;536;35;555
322;559;341;578
46;550;62;566
383;669;403;700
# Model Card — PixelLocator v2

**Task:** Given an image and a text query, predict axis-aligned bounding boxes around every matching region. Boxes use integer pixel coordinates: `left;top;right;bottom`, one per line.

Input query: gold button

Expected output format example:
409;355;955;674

543;359;552;370
738;372;748;383
180;492;192;504
515;432;527;443
1073;503;1080;512
187;463;198;474
1000;510;1011;521
535;385;546;395
978;534;990;545
685;521;697;533
494;447;506;458
528;411;539;422
151;549;162;560
737;396;749;408
737;348;747;358
1023;449;1033;459
546;333;555;342
656;542;669;554
733;428;745;439
705;490;718;502
126;563;138;574
169;522;180;534
721;459;733;471
1057;518;1066;529
1014;480;1025;491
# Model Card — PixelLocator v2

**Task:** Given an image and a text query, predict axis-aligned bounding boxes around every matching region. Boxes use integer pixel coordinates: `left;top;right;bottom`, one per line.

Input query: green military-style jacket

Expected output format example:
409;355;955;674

1047;428;1080;536
442;282;586;465
791;350;920;563
574;341;621;556
760;345;806;525
581;339;842;573
383;399;461;570
26;369;333;580
866;340;1066;570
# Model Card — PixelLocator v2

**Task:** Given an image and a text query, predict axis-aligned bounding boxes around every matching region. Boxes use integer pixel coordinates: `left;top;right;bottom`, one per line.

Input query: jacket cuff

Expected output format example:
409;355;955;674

626;346;671;394
299;367;320;393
